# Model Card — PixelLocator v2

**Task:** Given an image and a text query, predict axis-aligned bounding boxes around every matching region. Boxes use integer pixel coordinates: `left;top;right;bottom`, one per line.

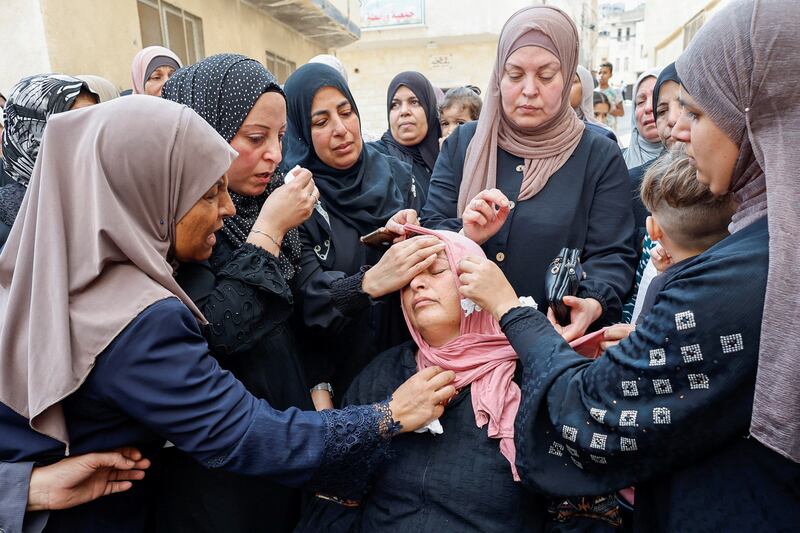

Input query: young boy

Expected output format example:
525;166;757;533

634;148;736;321
594;62;624;128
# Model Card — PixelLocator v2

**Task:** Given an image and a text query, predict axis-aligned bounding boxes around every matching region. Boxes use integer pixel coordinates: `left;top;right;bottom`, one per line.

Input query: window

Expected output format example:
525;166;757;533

624;57;629;71
683;12;706;49
266;52;296;84
626;27;631;41
617;28;622;40
137;0;204;65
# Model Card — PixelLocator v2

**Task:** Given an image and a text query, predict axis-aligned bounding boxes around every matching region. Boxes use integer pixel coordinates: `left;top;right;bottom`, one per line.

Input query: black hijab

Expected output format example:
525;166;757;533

380;71;441;172
652;63;681;122
282;63;407;235
162;53;302;279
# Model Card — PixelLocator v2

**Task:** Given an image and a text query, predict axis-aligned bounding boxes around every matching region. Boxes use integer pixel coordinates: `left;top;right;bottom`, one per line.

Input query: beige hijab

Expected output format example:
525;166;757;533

458;5;585;215
75;74;120;103
677;0;800;463
0;95;237;449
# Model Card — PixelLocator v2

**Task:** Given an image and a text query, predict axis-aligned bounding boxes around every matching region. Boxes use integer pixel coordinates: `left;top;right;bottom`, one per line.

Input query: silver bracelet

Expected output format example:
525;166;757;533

250;229;280;248
310;382;334;398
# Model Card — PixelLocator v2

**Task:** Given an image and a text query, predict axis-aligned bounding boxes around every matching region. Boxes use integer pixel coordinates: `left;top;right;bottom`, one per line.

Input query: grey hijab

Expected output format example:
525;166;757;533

677;0;800;463
622;68;662;169
0;96;237;448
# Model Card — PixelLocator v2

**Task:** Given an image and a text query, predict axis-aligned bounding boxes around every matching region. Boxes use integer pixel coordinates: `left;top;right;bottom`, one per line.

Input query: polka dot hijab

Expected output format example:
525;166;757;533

163;54;302;279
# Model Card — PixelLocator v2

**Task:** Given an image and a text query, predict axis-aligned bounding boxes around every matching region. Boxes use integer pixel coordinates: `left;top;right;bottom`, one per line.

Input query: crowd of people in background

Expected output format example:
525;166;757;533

0;0;798;531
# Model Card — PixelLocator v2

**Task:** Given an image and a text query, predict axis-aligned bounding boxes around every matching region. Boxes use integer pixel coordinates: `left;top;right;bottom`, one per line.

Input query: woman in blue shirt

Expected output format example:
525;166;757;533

0;96;454;532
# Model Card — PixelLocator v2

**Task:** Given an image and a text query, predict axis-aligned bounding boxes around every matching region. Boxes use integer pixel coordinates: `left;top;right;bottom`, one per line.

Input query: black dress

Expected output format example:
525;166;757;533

158;240;313;533
293;206;412;406
421;121;637;324
297;342;548;533
370;138;430;205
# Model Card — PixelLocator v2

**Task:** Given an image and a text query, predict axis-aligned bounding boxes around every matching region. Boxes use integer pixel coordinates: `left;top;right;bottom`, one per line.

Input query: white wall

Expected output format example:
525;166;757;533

0;0;51;95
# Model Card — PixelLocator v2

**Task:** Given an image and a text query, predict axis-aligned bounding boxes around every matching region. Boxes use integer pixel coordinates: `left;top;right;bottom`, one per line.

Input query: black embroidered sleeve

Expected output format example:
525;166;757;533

200;243;293;357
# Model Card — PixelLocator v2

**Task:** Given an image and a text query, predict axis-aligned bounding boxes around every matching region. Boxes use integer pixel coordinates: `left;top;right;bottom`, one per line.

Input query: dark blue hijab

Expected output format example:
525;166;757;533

652;62;681;122
282;63;407;235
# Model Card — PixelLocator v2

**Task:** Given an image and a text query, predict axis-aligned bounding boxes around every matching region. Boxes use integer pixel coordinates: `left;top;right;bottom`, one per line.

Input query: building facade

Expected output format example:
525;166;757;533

640;0;729;69
593;2;646;90
0;0;360;94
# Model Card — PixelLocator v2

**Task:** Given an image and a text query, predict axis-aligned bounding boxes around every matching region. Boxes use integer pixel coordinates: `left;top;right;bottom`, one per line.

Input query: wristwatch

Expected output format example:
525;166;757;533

310;382;334;398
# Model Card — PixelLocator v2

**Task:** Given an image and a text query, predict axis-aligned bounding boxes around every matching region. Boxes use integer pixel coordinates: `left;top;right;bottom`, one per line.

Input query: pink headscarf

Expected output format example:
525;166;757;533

402;224;521;480
131;46;182;94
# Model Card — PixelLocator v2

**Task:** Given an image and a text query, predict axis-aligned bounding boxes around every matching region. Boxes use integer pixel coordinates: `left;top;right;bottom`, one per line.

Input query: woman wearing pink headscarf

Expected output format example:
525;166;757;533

131;45;182;96
297;225;548;532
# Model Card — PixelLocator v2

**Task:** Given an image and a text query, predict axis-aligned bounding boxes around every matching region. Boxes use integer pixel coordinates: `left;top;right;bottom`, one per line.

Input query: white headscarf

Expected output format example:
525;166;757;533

623;68;663;169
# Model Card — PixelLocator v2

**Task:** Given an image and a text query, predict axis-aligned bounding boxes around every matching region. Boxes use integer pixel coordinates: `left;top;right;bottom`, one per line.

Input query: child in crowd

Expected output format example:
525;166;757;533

633;149;736;322
593;91;611;124
438;86;482;146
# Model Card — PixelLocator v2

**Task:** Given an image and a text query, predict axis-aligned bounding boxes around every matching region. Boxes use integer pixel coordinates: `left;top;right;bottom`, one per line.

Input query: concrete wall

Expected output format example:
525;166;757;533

10;0;330;93
0;0;52;95
641;0;728;69
41;0;142;92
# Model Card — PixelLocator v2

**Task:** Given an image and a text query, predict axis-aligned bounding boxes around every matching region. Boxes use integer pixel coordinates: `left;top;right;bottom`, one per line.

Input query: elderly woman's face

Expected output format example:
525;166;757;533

389;85;429;147
500;46;564;130
174;175;236;262
402;249;461;348
655;80;681;148
635;76;660;143
310;86;363;170
145;66;176;97
672;89;739;195
228;92;286;197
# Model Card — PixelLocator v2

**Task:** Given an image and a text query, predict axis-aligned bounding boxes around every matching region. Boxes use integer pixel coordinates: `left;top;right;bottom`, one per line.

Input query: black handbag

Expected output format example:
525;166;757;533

544;248;585;326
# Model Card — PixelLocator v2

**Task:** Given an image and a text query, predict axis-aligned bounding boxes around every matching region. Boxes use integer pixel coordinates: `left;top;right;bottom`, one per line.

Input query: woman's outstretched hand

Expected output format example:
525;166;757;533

457;256;520;321
361;236;445;298
27;447;151;511
546;296;603;342
461;189;511;245
388;366;456;433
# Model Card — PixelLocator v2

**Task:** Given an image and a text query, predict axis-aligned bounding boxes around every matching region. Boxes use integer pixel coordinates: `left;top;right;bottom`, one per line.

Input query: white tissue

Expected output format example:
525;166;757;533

414;418;444;435
283;165;302;184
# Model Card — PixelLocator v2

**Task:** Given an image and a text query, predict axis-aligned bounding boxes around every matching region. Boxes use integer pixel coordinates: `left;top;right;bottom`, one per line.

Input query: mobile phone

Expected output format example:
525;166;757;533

360;228;395;247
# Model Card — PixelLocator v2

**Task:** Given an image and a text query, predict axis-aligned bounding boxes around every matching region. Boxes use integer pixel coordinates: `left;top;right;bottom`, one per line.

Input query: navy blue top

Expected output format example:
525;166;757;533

0;298;394;532
503;218;800;530
298;342;547;532
421;122;636;323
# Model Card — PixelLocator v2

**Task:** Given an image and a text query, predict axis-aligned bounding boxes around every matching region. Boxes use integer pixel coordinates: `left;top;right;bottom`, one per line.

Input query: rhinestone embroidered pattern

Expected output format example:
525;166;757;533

620;437;638;451
619;410;638;427
591;454;607;464
675;310;696;331
681;344;703;363
720;333;744;354
653;407;671;424
562;425;578;442
549;441;565;457
590;433;608;450
688;373;710;390
622;380;639;397
653;379;673;395
590;408;607;423
649;348;666;367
